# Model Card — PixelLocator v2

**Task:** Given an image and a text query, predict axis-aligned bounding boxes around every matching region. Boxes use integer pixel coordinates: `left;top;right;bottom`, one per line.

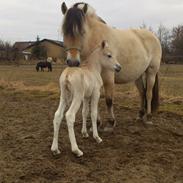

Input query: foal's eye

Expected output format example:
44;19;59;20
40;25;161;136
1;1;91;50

107;54;112;58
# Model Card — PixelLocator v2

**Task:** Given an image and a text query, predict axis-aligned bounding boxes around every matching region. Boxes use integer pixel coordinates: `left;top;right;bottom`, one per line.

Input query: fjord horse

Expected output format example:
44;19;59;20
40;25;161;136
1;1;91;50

51;41;121;156
36;61;52;72
61;2;162;130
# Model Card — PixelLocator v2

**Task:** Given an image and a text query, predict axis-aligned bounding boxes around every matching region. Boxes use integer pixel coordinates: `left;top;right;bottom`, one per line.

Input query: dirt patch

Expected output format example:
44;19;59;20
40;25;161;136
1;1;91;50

0;87;183;183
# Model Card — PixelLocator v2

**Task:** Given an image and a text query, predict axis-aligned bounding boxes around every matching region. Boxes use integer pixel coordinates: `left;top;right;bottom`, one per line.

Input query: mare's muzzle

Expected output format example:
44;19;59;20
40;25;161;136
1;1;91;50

66;59;80;67
65;47;81;67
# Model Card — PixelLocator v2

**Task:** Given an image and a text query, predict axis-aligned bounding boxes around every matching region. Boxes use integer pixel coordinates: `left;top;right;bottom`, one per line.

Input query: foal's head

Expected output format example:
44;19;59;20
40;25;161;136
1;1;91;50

97;41;121;73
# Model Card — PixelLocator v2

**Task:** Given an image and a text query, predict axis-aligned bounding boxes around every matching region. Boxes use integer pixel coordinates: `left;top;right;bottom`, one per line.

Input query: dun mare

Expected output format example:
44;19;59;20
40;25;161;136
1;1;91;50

61;2;162;130
51;41;121;156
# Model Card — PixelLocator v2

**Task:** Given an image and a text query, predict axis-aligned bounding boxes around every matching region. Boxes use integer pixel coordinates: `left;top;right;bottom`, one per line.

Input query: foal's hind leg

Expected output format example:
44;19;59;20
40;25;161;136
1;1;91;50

66;97;83;157
51;96;66;155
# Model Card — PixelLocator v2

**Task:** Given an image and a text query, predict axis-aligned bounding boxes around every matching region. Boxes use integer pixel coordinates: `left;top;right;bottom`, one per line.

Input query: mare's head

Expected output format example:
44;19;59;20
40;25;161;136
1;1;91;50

61;2;103;67
97;41;121;73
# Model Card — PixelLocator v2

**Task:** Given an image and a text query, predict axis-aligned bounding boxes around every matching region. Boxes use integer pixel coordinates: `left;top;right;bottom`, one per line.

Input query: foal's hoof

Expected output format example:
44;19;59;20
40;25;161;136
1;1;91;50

51;149;61;156
72;149;83;157
95;136;103;144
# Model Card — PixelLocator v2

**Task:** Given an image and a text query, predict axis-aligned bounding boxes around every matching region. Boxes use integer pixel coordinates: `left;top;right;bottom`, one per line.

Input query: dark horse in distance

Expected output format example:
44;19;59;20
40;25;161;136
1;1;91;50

36;61;52;72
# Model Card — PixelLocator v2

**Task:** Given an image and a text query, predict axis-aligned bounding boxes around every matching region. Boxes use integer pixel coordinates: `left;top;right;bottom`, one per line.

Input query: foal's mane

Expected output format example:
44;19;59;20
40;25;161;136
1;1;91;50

62;2;106;38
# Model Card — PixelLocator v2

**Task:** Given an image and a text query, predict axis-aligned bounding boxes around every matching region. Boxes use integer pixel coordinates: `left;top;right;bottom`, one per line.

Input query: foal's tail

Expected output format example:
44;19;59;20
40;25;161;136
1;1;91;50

143;73;159;113
61;74;72;105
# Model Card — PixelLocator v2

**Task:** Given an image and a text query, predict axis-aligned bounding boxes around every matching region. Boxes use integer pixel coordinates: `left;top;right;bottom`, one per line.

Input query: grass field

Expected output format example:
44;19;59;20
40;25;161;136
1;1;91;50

0;64;183;114
0;64;183;183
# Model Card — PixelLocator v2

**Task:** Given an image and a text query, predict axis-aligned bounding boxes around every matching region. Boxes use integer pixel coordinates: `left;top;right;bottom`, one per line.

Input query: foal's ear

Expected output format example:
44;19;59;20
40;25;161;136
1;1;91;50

101;40;108;49
83;3;88;14
61;2;67;15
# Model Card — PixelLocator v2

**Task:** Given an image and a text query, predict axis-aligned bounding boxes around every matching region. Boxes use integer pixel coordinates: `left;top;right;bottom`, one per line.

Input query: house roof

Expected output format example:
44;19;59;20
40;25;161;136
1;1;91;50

13;41;35;51
23;39;64;50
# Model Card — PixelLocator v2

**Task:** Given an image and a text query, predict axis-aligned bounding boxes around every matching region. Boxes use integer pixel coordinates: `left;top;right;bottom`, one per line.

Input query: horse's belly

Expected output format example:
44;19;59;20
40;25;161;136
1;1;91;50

115;60;150;83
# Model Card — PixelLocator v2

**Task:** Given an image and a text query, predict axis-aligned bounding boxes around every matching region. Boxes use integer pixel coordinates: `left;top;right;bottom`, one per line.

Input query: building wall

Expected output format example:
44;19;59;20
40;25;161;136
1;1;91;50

25;41;66;61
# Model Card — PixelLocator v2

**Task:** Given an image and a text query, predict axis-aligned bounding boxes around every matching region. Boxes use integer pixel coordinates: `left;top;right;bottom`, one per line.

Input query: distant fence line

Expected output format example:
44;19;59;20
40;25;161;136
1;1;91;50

164;55;183;64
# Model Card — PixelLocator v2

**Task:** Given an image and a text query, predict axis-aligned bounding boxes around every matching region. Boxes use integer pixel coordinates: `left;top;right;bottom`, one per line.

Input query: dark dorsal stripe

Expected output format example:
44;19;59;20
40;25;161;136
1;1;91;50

97;16;107;24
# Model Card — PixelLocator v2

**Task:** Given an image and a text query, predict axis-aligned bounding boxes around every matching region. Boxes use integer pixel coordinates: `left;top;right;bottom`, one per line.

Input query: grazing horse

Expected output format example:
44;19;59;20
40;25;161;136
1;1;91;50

36;61;52;72
61;2;162;130
51;41;121;156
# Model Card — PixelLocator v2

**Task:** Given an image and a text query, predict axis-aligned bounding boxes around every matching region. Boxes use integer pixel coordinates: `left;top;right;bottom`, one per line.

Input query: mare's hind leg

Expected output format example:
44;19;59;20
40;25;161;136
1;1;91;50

66;97;83;157
135;75;146;120
144;68;157;124
51;96;66;155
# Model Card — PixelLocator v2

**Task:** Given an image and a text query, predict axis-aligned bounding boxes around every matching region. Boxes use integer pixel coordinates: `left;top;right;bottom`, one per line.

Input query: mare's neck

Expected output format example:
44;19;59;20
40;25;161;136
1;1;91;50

82;16;109;58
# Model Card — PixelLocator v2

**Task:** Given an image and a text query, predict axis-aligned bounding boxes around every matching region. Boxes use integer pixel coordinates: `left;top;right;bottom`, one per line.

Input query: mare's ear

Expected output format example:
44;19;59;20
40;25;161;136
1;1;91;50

101;40;108;49
83;4;88;14
61;2;67;14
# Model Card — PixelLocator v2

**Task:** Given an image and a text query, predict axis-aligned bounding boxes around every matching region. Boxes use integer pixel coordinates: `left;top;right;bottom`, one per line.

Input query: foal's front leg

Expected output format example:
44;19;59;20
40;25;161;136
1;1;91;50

81;98;89;138
91;91;102;143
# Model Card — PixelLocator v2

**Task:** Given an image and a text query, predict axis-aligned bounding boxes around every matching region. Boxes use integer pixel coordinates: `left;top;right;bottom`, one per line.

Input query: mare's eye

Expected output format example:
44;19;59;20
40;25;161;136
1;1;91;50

107;54;112;58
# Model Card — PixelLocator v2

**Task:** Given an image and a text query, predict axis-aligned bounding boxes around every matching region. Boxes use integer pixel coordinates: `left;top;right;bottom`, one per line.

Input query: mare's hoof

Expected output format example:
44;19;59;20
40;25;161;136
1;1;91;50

144;121;153;125
103;126;114;132
135;116;143;122
72;149;83;157
82;132;89;138
143;114;153;125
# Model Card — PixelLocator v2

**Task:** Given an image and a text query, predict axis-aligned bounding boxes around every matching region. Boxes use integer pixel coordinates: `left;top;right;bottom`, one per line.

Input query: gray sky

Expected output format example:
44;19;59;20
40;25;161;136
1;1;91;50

0;0;183;43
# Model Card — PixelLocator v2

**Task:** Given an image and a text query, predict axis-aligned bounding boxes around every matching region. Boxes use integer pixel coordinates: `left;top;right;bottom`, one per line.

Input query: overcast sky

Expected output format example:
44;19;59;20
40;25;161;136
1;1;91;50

0;0;183;43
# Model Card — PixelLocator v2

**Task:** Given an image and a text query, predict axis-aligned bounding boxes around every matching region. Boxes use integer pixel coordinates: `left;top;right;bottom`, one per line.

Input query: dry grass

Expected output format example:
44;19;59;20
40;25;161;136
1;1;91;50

0;64;183;115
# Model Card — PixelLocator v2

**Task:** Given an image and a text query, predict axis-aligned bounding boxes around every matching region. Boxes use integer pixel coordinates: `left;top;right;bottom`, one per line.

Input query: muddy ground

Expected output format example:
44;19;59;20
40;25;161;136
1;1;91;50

0;85;183;183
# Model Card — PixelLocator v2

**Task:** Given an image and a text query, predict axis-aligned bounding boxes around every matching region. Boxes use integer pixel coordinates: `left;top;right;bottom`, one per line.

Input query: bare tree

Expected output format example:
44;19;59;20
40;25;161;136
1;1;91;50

139;22;154;32
156;24;171;63
171;25;183;55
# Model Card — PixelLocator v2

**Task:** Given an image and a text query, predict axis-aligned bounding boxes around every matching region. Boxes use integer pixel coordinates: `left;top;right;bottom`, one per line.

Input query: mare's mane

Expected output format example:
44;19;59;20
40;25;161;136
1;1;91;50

62;2;106;38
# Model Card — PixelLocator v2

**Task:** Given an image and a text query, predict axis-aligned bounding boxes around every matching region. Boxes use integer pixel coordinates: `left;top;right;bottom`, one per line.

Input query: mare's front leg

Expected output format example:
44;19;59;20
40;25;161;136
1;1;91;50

102;71;115;131
66;97;83;157
91;90;102;143
51;95;66;155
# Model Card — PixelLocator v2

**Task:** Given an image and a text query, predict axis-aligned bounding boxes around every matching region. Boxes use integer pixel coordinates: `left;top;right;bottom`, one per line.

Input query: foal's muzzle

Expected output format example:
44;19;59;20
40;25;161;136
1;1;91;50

114;64;121;72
